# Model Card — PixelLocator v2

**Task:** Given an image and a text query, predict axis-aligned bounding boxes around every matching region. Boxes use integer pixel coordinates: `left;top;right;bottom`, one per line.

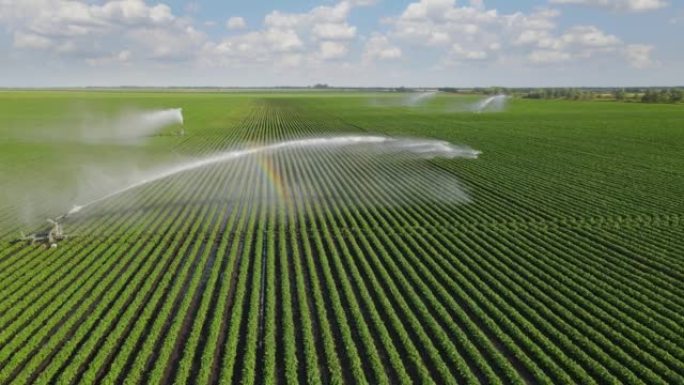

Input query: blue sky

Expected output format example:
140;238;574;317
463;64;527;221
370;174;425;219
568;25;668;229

0;0;681;87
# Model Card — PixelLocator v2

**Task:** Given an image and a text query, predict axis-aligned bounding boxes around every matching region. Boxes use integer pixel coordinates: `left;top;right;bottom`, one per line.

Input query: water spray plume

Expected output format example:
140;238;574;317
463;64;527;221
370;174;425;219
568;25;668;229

82;108;184;143
66;135;480;216
404;91;439;106
116;108;183;140
473;94;508;113
8;107;185;144
141;108;183;128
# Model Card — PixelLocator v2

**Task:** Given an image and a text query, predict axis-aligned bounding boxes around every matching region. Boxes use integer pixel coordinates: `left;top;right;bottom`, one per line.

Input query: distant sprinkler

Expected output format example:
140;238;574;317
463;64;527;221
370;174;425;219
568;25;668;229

473;94;508;113
176;108;184;125
176;108;185;136
96;107;186;143
405;91;439;106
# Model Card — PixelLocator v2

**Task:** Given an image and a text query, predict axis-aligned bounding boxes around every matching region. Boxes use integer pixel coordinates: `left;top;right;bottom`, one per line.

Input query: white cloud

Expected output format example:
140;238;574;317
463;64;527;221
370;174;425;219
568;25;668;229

0;0;669;86
265;29;305;52
391;1;561;58
226;16;246;30
263;2;357;42
203;1;369;67
202;28;304;66
129;25;205;61
559;25;621;48
469;0;485;9
319;41;348;59
624;44;659;68
345;0;380;5
550;0;668;12
0;0;204;63
364;35;402;60
265;2;351;29
383;0;654;68
13;32;52;50
452;43;489;60
312;23;356;40
528;49;572;63
86;50;132;66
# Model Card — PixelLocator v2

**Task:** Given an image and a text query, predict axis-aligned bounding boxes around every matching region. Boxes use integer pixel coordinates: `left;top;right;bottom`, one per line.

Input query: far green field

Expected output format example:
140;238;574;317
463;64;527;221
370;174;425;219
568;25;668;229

0;91;683;385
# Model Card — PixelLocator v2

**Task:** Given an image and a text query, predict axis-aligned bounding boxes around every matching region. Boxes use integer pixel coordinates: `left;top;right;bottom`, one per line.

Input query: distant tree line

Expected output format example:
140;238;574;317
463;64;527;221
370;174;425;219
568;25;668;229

438;87;508;95
638;88;683;103
522;88;594;100
438;86;683;104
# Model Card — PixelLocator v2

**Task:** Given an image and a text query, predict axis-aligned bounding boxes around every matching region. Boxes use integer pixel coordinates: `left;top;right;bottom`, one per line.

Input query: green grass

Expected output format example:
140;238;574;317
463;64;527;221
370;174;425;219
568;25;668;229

0;91;683;385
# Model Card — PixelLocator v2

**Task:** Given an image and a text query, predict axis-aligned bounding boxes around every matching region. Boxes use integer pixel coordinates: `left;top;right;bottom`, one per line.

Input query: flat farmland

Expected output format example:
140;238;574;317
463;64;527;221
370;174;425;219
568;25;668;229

0;91;683;385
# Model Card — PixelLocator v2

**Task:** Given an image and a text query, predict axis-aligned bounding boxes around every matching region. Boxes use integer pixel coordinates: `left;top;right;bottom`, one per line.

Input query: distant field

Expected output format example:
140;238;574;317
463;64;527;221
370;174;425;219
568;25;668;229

1;91;683;384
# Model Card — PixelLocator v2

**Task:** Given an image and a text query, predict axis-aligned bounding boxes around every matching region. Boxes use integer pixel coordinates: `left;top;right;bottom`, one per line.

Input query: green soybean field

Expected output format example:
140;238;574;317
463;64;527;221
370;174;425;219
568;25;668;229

1;91;683;385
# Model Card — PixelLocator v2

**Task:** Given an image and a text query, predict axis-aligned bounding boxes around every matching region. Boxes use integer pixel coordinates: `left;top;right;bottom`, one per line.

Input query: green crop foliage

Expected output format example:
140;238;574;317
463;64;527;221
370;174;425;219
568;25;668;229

0;90;682;384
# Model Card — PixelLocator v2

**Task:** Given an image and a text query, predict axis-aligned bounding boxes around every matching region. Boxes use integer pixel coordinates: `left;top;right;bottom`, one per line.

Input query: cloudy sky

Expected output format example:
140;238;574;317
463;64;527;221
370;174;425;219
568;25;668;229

0;0;681;87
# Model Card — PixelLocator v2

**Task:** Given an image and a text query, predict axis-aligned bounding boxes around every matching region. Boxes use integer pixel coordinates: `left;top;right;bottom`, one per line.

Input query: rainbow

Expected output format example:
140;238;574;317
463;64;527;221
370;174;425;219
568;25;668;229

255;152;292;208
